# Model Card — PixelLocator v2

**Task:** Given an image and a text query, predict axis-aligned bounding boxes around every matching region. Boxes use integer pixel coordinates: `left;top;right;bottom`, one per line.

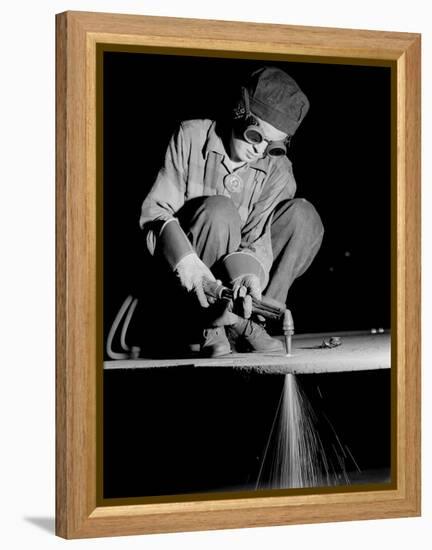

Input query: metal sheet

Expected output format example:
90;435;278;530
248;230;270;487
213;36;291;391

104;331;391;374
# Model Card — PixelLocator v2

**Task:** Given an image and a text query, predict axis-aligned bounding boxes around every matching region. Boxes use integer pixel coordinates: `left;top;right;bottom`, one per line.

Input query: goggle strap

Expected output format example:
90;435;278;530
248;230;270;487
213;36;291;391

242;87;252;117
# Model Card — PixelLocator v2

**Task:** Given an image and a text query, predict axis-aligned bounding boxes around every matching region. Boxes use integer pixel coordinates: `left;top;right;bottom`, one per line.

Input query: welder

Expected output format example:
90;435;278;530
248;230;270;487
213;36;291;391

139;66;324;357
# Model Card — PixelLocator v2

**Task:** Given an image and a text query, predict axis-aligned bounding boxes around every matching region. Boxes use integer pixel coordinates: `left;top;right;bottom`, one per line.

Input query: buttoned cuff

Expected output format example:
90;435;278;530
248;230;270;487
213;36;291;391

221;251;267;288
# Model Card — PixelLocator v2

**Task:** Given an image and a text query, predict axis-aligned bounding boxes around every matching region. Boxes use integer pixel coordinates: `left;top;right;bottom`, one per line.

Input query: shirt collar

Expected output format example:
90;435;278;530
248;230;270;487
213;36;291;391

203;120;269;174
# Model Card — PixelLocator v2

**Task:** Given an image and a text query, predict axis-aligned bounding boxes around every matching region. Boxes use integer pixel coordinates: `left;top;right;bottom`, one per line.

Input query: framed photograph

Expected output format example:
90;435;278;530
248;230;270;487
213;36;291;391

56;11;421;539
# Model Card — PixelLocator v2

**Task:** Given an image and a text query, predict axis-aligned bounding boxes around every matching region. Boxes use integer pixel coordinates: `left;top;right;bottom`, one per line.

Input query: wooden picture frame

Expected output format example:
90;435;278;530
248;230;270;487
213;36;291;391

56;11;421;539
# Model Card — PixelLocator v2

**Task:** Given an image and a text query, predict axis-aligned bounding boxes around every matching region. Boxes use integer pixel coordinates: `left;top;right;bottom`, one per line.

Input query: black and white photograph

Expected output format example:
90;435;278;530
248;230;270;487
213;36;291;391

101;49;392;501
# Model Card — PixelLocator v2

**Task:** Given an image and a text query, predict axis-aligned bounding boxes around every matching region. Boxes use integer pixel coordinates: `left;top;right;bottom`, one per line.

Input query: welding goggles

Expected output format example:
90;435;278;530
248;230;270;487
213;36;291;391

234;88;292;158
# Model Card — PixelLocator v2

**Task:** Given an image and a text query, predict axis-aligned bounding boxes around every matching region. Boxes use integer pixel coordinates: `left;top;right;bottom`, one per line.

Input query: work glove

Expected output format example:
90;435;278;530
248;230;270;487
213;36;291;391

175;253;216;308
231;274;262;319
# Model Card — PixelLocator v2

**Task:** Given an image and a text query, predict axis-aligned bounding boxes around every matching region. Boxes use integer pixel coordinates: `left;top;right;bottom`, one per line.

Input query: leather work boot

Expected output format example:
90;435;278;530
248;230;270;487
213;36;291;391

227;318;284;353
200;327;232;357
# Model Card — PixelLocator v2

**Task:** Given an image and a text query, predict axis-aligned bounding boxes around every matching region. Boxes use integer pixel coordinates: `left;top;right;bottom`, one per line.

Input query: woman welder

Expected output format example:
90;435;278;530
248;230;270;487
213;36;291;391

139;66;324;357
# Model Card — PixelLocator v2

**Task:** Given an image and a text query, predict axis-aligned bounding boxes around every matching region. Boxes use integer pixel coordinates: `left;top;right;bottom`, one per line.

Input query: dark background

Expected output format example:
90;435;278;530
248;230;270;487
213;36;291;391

102;51;392;500
104;368;390;498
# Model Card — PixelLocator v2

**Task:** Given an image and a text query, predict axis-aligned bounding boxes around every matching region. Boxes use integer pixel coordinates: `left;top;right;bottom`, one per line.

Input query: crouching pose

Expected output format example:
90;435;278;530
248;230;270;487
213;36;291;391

139;66;324;357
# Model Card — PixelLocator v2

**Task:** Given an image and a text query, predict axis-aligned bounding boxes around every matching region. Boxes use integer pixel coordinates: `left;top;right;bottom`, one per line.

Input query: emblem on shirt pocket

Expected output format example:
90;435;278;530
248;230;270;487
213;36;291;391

224;173;243;194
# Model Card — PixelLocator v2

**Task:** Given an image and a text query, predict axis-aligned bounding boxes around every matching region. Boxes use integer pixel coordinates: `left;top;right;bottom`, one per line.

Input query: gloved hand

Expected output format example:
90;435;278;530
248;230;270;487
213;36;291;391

231;274;262;319
175;253;216;308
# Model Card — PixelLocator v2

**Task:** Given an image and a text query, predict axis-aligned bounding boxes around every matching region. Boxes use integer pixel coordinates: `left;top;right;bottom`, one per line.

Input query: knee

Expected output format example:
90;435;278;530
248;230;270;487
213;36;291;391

199;195;241;229
277;198;324;244
288;198;323;233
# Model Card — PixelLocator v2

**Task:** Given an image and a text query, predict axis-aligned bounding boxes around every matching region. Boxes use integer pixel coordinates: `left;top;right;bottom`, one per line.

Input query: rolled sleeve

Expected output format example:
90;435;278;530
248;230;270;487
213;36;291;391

139;123;190;226
139;123;190;253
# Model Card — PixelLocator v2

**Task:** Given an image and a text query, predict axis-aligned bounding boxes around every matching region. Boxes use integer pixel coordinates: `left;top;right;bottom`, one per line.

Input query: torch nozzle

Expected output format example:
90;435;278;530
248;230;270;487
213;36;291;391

283;309;294;355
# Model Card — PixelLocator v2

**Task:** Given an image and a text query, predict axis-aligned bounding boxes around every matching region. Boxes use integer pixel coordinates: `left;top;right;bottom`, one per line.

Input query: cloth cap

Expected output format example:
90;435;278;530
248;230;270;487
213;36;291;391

245;67;310;136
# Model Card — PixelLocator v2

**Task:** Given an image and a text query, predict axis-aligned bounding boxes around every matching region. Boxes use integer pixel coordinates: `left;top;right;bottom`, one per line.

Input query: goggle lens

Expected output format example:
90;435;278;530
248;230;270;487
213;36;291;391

243;125;288;157
244;127;264;144
266;144;286;157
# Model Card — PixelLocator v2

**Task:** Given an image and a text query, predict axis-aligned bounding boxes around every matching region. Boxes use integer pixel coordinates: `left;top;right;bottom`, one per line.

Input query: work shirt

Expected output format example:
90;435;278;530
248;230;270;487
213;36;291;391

139;119;297;282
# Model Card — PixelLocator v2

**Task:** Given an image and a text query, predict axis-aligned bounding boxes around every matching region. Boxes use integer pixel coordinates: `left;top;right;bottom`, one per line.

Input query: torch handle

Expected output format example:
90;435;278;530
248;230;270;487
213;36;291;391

203;280;286;321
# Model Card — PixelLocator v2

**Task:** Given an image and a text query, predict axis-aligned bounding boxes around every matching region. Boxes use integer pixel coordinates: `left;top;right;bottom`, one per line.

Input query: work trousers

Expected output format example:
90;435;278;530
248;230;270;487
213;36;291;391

137;195;323;349
175;195;324;304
